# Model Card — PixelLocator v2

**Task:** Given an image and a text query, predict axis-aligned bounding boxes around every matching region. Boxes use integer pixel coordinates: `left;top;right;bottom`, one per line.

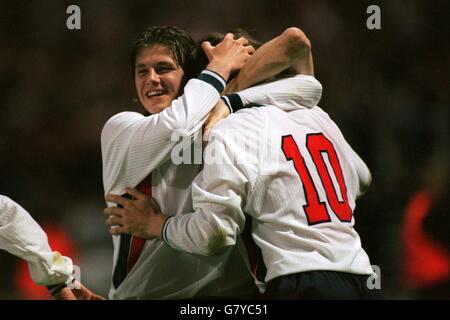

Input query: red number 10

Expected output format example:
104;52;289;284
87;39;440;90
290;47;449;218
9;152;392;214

281;133;352;225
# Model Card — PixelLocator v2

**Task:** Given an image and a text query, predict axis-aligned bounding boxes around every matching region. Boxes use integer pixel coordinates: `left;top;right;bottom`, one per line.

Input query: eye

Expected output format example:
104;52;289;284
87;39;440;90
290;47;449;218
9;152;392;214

156;65;175;74
137;69;147;76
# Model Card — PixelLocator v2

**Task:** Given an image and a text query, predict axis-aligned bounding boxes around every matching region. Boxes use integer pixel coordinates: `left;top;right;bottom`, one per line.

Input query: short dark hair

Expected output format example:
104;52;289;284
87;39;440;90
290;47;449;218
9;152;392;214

199;28;262;48
187;28;262;80
130;26;197;75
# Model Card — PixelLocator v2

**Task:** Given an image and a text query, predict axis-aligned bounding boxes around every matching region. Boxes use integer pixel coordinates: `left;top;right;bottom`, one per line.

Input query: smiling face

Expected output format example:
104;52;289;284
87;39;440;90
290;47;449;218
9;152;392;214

134;45;185;114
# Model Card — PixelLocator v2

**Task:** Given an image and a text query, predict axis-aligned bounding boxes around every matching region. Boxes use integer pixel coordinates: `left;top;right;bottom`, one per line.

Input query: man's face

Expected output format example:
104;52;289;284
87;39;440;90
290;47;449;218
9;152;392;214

134;45;185;114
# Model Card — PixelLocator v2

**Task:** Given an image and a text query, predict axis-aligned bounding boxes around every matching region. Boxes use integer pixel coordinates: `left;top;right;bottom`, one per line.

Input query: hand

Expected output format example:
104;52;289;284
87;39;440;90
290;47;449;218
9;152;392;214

203;33;255;81
52;287;77;300
51;282;105;300
71;281;105;300
203;99;230;147
104;187;167;239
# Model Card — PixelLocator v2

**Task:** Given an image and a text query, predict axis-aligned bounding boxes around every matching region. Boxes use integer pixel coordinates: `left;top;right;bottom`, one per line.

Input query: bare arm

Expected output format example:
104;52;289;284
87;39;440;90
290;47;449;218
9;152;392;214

225;27;313;93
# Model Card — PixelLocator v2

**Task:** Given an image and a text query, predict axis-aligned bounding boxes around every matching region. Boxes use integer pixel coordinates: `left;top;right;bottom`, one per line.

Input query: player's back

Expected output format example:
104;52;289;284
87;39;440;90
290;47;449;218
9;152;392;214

216;105;373;282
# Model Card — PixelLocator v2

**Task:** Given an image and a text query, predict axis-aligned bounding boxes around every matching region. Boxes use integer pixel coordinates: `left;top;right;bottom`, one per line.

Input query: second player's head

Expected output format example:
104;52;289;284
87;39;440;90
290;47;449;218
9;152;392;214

131;26;197;114
187;28;262;81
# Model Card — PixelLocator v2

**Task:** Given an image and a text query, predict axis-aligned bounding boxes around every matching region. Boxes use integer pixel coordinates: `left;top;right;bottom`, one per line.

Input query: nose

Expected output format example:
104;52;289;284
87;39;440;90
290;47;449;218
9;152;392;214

146;69;160;86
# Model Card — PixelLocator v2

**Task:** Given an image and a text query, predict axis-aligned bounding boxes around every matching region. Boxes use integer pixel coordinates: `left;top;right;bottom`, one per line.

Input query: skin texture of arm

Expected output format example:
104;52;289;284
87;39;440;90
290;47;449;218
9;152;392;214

225;27;314;93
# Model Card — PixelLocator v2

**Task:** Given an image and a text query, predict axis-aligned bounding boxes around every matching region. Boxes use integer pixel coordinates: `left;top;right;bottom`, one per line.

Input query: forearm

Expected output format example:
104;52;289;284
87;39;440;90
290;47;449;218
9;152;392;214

226;27;313;93
163;191;245;256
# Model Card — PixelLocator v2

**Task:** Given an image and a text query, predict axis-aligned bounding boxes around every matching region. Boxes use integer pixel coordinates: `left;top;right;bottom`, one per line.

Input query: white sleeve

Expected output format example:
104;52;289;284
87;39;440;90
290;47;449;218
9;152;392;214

162;128;251;256
101;71;226;195
223;75;322;112
0;195;74;286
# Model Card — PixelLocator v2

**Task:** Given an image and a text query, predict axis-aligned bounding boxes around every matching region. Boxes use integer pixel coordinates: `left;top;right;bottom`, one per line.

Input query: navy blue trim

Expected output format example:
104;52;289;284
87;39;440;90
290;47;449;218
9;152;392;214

198;71;225;93
204;69;226;85
46;283;68;296
224;93;244;112
221;96;233;113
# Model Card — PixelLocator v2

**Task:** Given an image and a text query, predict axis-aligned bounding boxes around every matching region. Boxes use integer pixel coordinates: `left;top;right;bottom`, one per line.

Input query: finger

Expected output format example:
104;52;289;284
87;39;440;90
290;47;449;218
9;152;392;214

53;287;77;300
125;187;147;200
150;197;162;211
109;226;123;236
203;116;212;132
105;194;129;207
106;216;122;227
203;129;211;142
224;33;234;40
236;36;249;46
104;206;123;217
202;114;212;131
203;124;211;135
201;41;213;52
246;45;256;55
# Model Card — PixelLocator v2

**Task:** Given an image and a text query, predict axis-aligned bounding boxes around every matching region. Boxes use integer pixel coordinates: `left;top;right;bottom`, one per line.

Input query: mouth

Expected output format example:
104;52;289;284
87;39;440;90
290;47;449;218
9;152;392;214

145;90;167;98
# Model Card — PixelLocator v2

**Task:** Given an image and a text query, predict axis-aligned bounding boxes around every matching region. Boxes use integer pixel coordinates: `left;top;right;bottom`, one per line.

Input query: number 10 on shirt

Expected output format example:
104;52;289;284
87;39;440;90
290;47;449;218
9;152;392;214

281;133;352;225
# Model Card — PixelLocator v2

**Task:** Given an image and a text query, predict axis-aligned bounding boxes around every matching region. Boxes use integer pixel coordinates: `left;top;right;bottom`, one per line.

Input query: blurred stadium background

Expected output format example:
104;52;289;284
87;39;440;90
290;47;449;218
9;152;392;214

0;0;448;299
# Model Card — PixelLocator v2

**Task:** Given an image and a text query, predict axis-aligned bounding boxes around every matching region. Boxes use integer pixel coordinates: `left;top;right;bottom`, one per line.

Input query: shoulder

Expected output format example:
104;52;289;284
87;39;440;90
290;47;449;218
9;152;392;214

0;195;25;223
103;111;144;128
0;195;12;210
0;195;18;210
101;111;144;140
213;107;267;135
311;106;339;127
208;107;272;154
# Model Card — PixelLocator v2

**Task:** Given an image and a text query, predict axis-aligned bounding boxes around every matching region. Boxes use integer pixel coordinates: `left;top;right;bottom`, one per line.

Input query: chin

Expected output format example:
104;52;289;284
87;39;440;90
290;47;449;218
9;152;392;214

145;104;166;115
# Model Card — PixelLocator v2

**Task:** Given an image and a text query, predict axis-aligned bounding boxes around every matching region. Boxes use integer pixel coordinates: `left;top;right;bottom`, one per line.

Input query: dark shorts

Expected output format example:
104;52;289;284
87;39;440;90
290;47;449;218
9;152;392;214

265;270;384;300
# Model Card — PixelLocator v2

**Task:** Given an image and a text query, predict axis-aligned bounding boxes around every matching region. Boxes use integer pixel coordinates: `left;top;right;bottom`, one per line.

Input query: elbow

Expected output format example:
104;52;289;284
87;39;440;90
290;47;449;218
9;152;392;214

282;27;311;55
204;228;235;256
